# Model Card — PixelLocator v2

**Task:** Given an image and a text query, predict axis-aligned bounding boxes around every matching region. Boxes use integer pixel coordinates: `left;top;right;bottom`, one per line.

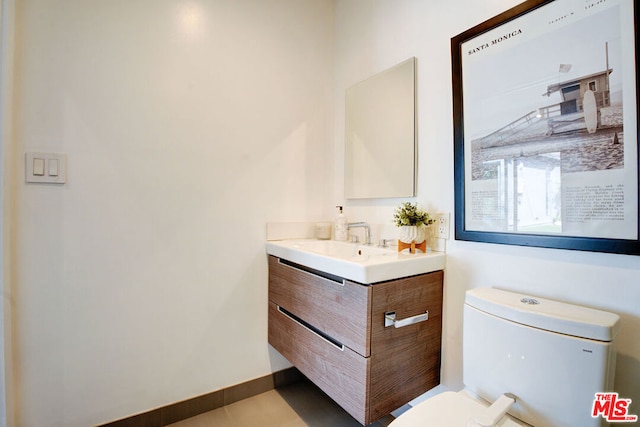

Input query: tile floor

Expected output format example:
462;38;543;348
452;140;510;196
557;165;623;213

166;380;404;427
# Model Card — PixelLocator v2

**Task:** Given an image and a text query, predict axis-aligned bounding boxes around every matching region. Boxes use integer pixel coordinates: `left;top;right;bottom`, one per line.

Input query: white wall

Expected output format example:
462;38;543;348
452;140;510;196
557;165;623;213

1;0;16;424
9;0;333;425
334;0;640;409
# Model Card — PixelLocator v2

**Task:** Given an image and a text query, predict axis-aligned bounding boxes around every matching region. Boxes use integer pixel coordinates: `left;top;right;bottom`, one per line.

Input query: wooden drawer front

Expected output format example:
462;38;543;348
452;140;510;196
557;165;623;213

369;270;444;422
268;256;371;356
268;302;369;424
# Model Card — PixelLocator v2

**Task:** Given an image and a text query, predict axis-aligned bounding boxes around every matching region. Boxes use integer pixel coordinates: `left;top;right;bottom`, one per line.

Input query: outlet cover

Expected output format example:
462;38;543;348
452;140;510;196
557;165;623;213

434;212;450;239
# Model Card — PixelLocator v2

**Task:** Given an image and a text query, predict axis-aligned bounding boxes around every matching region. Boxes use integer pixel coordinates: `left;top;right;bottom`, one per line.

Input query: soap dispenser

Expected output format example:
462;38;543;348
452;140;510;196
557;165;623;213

334;206;348;241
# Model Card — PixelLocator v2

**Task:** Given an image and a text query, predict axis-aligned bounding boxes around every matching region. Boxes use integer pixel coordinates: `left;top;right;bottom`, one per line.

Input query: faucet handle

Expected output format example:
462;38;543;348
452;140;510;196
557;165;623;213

378;238;394;248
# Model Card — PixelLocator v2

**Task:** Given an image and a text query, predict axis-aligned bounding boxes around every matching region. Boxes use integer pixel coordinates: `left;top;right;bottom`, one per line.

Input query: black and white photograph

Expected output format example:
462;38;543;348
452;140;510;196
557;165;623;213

453;0;639;253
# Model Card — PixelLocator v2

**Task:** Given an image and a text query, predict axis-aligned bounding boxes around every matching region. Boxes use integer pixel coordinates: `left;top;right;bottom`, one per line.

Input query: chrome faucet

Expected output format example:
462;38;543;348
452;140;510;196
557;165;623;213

348;222;371;245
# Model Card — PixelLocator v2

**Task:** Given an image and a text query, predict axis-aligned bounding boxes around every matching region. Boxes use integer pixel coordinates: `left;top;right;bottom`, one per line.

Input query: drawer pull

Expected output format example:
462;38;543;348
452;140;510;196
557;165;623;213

278;258;346;286
277;305;345;351
384;311;429;328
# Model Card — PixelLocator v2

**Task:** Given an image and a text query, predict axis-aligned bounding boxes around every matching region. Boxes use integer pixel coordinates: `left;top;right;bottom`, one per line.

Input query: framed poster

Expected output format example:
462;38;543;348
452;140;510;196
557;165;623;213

451;0;640;254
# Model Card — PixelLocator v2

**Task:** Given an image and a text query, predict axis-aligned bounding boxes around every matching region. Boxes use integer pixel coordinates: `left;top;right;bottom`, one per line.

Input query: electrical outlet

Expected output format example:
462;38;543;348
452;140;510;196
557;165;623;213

434;212;450;239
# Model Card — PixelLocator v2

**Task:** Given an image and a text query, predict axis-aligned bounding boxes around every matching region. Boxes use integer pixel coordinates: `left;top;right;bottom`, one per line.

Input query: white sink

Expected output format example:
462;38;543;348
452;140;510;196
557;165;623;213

266;239;445;284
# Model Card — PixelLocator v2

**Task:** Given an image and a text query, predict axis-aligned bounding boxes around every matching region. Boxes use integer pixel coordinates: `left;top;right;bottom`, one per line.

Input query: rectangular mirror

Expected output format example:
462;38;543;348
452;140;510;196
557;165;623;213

345;57;417;199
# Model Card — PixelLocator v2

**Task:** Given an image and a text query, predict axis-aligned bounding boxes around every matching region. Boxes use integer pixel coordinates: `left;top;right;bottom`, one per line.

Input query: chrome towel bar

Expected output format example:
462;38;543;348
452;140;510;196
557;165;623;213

384;311;429;328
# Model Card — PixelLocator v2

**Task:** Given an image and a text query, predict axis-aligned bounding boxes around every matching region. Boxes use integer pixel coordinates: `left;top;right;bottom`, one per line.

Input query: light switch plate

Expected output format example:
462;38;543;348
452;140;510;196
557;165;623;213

26;152;67;184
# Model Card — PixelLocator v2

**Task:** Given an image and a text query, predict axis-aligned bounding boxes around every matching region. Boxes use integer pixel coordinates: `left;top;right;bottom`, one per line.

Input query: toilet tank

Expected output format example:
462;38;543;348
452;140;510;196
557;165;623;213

463;288;620;427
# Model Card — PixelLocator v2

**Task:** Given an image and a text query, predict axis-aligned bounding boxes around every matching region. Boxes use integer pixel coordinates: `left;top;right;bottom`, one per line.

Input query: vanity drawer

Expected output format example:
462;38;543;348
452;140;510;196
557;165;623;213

369;270;444;421
268;302;369;424
268;256;371;356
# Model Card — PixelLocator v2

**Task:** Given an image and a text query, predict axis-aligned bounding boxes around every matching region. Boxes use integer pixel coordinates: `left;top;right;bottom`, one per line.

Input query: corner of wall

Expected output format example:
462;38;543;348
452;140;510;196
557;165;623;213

0;0;16;424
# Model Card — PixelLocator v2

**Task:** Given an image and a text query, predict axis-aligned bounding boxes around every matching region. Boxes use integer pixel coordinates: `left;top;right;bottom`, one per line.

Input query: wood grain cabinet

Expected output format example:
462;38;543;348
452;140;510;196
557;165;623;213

267;255;443;425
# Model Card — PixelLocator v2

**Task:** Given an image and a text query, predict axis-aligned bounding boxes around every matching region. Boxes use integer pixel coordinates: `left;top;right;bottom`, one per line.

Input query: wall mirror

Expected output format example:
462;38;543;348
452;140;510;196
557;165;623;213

345;57;417;199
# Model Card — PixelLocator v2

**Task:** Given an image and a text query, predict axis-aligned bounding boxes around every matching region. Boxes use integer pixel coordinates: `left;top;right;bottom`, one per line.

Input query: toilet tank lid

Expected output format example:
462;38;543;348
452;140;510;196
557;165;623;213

465;288;620;342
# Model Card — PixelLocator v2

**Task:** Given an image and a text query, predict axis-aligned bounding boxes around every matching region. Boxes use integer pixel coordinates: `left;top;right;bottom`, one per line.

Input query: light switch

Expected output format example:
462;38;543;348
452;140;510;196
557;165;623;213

33;158;45;176
48;159;59;176
26;152;67;184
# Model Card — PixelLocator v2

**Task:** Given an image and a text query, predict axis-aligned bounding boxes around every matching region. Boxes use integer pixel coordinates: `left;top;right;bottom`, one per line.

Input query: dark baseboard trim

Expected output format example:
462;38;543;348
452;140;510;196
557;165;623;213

97;367;305;427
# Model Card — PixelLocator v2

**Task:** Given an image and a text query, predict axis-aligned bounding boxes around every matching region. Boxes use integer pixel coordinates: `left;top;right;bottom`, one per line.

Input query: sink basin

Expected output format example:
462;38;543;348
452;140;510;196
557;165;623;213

281;240;392;260
266;239;445;284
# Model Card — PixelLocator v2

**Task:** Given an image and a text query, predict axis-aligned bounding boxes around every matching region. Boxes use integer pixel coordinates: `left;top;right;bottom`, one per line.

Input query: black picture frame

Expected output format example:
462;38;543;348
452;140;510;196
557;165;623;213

451;0;640;255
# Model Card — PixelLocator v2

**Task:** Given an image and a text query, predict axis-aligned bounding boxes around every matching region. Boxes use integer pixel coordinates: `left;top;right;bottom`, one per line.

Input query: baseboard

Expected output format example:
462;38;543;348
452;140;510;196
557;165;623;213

97;367;305;427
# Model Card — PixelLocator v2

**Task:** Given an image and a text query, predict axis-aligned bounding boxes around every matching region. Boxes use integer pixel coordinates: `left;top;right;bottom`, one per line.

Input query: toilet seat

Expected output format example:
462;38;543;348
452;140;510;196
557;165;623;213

390;390;529;427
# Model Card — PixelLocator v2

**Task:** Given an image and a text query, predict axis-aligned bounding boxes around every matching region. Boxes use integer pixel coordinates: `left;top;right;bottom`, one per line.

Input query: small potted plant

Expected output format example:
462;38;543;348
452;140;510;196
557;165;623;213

393;202;434;249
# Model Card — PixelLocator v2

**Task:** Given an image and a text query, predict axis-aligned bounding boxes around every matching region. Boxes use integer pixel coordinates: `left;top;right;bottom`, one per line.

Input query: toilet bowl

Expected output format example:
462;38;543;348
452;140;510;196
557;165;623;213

389;288;619;427
391;390;528;427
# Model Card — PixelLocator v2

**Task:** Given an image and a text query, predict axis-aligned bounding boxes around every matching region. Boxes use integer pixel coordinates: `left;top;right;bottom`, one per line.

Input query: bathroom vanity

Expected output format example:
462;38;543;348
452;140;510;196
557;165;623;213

266;240;444;425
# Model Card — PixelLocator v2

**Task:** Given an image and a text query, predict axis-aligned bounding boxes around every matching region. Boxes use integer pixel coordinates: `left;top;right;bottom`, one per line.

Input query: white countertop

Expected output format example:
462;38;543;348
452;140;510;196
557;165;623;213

266;239;445;284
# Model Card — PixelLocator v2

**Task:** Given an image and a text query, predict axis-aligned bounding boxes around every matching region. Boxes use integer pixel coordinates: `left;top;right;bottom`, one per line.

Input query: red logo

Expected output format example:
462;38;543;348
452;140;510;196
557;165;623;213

592;393;638;422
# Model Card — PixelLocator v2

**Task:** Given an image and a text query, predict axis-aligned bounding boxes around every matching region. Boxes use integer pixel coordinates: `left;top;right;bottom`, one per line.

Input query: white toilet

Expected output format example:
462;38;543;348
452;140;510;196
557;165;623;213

390;288;620;427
